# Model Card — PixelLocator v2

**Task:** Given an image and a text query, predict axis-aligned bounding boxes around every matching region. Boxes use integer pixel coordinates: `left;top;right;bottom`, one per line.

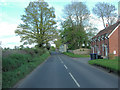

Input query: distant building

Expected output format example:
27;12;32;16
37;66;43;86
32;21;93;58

59;44;67;53
49;41;56;48
50;43;56;48
91;21;120;57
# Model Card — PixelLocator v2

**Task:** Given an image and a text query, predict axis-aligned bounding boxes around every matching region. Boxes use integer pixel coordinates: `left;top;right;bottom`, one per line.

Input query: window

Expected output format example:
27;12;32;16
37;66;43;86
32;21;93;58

98;36;100;41
93;47;94;53
105;33;108;39
101;35;104;40
102;44;104;51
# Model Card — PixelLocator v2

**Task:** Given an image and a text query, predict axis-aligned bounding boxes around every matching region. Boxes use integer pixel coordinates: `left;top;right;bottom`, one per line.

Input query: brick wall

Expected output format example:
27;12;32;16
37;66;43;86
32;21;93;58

68;48;90;55
118;25;120;56
109;25;119;56
91;38;109;56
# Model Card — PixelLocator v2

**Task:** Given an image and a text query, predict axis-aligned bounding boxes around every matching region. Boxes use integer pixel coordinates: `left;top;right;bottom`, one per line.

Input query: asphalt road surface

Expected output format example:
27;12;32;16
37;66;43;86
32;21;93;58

15;51;119;88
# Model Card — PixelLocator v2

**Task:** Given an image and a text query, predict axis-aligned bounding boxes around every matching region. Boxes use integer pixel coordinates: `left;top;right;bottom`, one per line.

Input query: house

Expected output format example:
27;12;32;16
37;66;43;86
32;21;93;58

49;41;56;48
59;44;67;53
91;20;120;58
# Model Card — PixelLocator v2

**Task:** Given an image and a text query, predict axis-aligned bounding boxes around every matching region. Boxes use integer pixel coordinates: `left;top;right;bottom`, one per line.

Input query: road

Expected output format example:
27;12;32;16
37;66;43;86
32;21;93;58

15;51;119;88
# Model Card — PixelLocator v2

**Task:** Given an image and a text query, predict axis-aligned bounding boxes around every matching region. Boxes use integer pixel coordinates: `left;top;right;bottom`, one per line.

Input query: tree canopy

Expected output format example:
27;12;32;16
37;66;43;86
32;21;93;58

15;0;57;48
93;2;117;28
61;2;90;49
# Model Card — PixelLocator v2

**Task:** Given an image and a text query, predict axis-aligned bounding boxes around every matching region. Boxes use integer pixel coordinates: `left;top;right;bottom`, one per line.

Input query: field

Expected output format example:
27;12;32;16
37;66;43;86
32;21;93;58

2;48;50;88
63;52;90;58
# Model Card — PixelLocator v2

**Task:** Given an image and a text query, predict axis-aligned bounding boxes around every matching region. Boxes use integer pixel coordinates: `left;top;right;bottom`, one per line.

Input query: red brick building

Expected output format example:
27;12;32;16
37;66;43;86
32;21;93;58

91;21;120;58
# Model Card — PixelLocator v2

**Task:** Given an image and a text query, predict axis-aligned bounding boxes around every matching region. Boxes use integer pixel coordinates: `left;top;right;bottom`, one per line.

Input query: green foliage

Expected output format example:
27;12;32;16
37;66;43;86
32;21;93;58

15;0;57;48
63;52;90;58
50;46;55;51
45;43;50;50
2;49;50;88
19;45;24;50
54;39;62;49
0;72;1;90
24;48;46;56
61;2;90;50
4;47;10;50
61;22;88;49
88;58;120;72
86;27;98;40
2;54;31;72
2;48;50;88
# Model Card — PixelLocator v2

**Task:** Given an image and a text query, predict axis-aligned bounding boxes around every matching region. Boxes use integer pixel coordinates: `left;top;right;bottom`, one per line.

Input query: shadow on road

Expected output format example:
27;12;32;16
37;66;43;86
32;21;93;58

50;51;61;55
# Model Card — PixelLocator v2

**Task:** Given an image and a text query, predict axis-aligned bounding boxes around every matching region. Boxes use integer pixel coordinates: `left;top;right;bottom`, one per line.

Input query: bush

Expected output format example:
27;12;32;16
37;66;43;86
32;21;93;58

109;53;115;60
64;52;90;58
88;58;119;72
50;46;55;51
2;51;50;88
2;53;31;72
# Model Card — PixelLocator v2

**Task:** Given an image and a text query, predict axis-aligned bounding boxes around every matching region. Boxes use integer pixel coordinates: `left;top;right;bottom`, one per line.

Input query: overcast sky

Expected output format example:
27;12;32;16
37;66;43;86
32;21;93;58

0;0;119;49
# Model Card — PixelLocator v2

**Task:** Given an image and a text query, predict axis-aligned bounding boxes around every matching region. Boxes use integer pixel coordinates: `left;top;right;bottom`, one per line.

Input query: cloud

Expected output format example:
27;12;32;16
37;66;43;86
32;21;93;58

1;36;21;48
0;22;22;48
0;22;17;36
89;14;104;30
89;13;118;33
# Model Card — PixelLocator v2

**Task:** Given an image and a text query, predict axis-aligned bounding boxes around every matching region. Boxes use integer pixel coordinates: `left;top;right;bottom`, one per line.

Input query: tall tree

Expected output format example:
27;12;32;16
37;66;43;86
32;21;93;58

15;0;56;48
93;2;117;28
61;2;90;49
63;2;90;26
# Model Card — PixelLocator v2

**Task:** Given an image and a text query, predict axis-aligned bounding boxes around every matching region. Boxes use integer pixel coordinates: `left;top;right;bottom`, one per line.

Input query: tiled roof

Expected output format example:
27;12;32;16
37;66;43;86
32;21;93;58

92;21;120;39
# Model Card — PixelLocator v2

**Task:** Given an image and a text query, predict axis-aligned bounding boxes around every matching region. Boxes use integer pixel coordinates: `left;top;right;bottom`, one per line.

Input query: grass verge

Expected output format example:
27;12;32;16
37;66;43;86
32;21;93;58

63;52;90;58
0;71;2;90
2;51;50;88
88;57;120;72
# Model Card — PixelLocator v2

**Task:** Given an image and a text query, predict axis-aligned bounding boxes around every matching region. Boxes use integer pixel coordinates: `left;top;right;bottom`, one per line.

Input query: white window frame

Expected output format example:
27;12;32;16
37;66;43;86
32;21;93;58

93;47;94;53
102;44;104;51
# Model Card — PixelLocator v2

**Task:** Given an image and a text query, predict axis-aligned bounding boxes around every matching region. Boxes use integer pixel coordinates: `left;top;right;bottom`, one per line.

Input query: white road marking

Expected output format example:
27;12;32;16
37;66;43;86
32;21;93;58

58;56;64;63
64;65;68;69
69;72;80;87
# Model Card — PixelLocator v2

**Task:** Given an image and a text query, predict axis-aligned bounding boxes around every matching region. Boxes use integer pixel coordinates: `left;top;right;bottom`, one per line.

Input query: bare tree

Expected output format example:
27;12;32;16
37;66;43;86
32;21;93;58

63;2;90;26
61;2;90;49
93;2;117;28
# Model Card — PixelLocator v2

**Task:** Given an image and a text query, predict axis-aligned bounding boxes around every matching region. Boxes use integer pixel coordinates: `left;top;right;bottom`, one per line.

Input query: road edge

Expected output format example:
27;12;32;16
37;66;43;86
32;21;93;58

13;55;51;88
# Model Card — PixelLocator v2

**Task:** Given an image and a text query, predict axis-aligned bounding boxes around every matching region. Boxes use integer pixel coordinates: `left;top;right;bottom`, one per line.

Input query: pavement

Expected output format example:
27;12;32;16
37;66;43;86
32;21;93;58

15;51;119;88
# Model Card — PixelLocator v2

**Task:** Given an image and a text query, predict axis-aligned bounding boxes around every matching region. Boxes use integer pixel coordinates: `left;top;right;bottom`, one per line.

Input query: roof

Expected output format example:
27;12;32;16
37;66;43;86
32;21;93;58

92;21;120;39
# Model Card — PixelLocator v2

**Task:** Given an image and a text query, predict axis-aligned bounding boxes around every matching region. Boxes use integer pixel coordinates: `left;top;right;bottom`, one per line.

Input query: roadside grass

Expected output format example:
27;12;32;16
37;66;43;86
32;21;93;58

2;50;50;88
0;71;2;90
49;46;56;51
63;52;90;58
88;57;120;72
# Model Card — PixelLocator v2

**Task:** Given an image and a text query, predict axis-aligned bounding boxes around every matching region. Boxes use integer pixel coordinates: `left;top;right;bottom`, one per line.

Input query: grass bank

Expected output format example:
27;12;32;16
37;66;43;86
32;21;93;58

0;71;1;90
2;49;50;88
63;52;90;58
88;57;120;72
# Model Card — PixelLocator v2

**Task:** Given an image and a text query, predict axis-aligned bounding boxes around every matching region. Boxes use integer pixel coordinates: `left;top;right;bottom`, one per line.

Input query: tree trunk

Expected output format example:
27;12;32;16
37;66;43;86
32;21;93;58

101;17;106;28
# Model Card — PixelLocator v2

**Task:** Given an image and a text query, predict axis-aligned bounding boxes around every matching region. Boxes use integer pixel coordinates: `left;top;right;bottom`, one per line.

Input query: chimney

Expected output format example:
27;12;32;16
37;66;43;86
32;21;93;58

106;23;108;27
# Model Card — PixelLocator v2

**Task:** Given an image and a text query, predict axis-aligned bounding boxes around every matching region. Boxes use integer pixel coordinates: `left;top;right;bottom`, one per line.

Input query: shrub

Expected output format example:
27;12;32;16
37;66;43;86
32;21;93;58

64;52;90;58
88;58;119;72
2;53;31;72
50;46;55;51
2;51;50;88
109;53;115;60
